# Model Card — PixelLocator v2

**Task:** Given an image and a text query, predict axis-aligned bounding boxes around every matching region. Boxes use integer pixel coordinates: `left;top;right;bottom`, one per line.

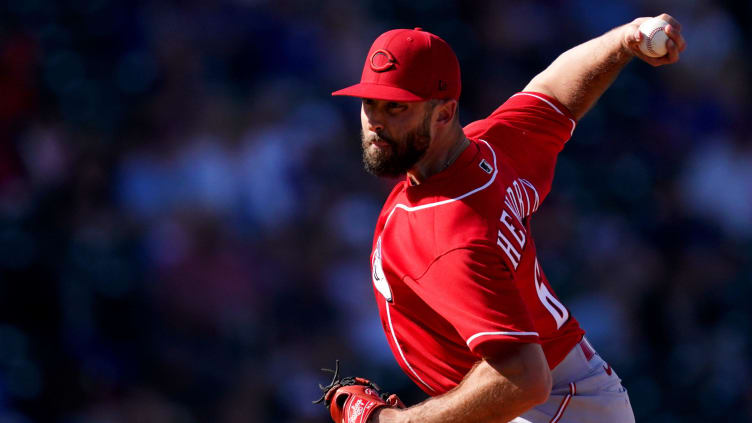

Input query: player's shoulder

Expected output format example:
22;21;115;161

469;139;529;199
434;139;521;228
419;138;521;205
464;91;577;140
457;139;541;224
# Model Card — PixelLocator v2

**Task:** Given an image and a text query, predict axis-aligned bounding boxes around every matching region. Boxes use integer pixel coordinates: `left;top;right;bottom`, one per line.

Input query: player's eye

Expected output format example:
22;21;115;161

387;102;406;112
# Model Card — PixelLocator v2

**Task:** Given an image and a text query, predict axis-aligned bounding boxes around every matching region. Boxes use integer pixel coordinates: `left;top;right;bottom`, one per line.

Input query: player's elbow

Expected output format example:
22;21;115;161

510;344;552;406
485;343;552;407
521;363;552;406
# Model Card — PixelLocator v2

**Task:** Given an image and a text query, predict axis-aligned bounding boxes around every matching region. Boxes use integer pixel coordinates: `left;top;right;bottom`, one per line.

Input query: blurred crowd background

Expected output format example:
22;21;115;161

1;0;751;421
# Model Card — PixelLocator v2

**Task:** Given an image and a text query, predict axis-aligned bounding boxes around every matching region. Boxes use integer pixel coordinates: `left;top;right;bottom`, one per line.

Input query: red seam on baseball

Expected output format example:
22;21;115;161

646;26;664;56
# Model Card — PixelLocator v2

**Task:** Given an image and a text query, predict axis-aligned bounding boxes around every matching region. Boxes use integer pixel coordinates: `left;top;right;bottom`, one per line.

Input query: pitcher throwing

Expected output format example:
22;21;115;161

322;14;685;423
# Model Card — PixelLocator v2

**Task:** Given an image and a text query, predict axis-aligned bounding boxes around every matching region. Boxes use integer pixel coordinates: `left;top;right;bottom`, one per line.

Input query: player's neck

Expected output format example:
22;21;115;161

408;126;469;185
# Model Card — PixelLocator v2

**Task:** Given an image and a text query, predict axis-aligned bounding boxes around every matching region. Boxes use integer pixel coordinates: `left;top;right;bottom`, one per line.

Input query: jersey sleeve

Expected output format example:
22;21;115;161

463;92;576;203
411;244;539;358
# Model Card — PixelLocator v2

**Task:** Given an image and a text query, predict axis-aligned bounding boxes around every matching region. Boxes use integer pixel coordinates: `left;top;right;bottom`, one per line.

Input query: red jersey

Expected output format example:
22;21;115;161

370;92;585;395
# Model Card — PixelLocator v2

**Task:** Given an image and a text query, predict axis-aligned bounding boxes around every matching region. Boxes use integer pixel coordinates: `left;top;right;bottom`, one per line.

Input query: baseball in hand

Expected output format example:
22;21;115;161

638;18;669;57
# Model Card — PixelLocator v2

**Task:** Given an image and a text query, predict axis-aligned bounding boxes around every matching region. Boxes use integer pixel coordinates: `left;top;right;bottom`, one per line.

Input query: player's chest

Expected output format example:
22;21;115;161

370;213;434;304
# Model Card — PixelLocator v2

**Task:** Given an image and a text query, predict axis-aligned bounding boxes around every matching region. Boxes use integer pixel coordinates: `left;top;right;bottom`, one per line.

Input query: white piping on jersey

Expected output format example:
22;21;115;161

379;139;498;394
384;139;498;227
504;178;540;223
385;300;436;392
511;92;576;137
519;178;540;215
466;330;540;348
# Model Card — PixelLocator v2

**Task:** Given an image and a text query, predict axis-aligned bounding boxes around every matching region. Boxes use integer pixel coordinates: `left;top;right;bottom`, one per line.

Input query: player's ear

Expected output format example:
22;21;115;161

434;99;458;127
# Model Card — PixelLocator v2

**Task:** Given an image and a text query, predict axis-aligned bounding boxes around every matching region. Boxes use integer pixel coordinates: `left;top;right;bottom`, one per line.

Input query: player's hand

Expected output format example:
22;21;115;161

622;13;686;67
313;361;406;423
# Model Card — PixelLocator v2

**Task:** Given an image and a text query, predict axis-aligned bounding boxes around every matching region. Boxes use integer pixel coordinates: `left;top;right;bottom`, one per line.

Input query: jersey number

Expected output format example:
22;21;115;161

534;258;569;329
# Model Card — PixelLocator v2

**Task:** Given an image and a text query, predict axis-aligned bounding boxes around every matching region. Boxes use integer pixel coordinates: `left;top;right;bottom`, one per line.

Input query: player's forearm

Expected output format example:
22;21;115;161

524;24;634;121
373;343;551;423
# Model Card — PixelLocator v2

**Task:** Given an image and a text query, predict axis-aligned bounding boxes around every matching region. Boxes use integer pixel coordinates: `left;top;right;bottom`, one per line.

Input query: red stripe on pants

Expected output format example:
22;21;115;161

549;382;576;423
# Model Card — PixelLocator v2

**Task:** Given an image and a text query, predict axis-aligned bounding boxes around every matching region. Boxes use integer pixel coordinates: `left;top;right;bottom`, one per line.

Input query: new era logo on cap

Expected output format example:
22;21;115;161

332;27;461;102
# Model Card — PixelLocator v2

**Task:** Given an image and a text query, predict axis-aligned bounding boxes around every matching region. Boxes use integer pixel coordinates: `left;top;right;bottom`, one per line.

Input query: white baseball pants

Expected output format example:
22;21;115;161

510;338;635;423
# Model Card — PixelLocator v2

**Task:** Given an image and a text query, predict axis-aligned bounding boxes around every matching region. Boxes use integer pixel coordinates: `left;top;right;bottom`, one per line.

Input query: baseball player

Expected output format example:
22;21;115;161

322;14;685;423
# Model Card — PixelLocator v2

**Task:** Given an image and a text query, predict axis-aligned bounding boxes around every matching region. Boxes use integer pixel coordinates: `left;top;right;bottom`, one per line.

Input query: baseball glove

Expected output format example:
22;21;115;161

313;360;405;423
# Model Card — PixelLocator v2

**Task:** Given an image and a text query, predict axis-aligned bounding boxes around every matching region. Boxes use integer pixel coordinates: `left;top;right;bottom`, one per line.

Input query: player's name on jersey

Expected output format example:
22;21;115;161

496;178;539;270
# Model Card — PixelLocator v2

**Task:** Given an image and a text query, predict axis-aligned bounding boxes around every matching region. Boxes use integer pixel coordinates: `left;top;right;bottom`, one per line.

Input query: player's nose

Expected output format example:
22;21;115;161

366;118;384;133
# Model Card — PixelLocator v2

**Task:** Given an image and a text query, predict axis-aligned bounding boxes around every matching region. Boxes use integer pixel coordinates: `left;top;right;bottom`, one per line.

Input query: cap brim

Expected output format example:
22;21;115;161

332;83;426;102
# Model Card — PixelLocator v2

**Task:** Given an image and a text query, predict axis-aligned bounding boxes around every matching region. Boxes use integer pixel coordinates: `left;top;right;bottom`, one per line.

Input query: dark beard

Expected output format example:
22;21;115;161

361;114;431;178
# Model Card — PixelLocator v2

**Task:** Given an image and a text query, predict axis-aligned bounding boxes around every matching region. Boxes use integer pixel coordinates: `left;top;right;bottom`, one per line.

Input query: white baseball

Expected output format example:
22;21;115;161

638;18;670;58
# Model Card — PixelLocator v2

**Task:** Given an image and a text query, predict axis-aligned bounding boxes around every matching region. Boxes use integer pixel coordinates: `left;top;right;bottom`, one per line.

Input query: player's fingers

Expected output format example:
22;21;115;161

664;39;680;63
624;28;641;48
657;13;681;32
625;27;651;55
646;57;666;67
665;24;687;52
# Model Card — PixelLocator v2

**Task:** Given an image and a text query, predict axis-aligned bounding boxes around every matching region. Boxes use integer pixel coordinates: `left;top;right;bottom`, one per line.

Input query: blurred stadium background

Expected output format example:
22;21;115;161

1;0;751;421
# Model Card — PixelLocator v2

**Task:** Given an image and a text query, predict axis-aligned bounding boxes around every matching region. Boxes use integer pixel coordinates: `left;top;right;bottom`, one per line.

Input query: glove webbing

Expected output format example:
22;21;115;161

312;360;394;405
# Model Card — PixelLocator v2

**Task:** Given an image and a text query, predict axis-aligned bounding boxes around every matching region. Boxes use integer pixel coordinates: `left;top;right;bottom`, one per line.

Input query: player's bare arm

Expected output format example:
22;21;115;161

524;13;686;120
372;343;551;423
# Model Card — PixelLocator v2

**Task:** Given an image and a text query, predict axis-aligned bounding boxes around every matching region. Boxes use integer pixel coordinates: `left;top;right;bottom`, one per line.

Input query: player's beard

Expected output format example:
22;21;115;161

361;113;431;178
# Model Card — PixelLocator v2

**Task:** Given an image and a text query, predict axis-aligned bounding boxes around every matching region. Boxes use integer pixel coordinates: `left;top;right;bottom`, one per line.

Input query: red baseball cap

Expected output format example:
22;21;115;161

332;28;461;102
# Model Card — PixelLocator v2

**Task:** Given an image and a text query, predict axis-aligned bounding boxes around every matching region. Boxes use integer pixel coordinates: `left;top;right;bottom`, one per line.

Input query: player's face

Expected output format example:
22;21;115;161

360;99;433;177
